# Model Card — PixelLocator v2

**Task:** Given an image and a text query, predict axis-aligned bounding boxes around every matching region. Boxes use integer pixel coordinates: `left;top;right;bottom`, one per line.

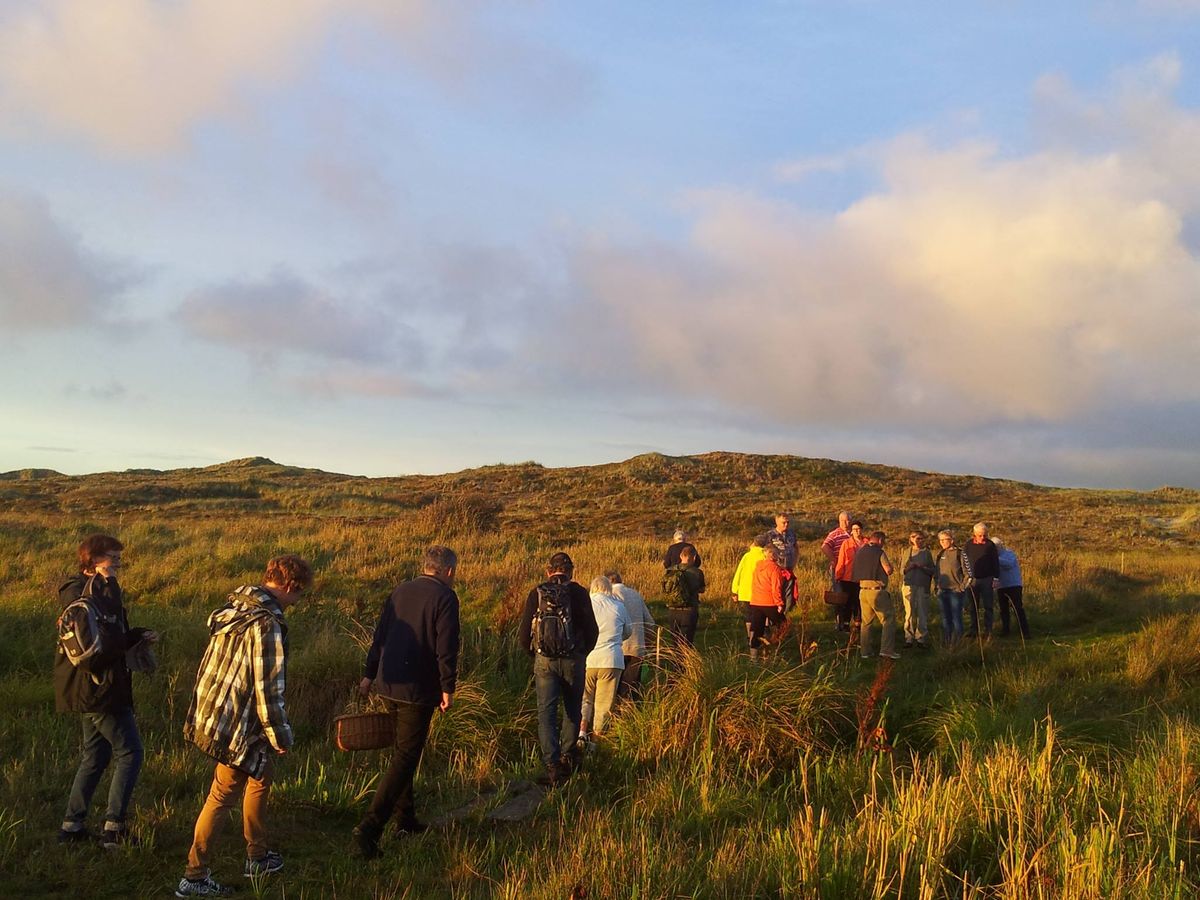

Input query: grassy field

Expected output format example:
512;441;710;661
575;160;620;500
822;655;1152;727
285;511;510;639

2;453;1199;898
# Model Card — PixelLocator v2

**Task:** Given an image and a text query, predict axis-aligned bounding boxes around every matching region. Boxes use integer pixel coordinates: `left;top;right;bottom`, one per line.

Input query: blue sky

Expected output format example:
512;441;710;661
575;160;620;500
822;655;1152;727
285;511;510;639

2;1;1199;489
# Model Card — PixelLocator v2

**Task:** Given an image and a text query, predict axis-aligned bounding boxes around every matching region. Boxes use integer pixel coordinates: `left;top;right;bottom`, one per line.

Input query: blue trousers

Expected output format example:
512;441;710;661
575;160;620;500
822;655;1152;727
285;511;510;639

939;590;965;643
63;707;144;830
533;654;585;767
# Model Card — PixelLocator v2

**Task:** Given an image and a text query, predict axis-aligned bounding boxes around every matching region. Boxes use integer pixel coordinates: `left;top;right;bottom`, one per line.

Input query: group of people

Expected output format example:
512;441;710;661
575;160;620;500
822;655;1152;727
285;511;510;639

52;515;1030;894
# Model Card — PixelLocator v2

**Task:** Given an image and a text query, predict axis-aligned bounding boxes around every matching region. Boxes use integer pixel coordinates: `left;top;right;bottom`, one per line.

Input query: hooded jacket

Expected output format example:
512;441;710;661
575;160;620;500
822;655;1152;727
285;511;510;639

183;586;291;778
54;573;147;714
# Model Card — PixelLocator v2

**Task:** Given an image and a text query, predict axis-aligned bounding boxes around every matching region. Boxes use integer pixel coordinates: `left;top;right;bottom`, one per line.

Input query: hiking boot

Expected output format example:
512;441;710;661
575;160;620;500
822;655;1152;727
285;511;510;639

57;826;90;845
244;850;283;877
100;826;139;849
352;826;380;860
175;875;233;897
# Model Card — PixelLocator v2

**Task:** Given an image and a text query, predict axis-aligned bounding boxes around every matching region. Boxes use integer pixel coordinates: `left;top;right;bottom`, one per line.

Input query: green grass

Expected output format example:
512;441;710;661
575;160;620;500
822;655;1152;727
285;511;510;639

2;452;1200;897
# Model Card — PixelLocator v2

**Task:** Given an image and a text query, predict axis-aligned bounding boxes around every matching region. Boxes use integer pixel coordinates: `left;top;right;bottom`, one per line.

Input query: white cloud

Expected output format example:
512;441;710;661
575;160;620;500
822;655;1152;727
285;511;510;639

0;189;135;330
549;58;1200;436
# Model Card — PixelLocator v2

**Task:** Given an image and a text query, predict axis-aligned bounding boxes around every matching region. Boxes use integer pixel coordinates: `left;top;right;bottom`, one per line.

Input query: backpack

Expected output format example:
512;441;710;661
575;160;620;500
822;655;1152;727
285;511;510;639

56;576;116;670
662;566;692;609
531;580;576;658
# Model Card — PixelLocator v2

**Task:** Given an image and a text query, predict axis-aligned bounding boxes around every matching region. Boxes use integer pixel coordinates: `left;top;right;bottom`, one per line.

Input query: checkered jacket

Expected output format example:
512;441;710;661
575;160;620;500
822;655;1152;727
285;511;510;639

183;586;291;778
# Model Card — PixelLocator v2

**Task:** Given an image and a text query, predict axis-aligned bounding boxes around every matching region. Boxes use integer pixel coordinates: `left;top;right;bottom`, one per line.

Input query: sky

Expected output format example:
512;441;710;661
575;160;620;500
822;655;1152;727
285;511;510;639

2;1;1199;490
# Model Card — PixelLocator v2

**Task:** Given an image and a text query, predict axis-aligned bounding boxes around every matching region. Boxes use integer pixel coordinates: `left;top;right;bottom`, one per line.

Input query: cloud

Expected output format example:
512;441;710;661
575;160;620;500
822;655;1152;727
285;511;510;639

546;58;1200;443
0;189;136;330
0;0;592;156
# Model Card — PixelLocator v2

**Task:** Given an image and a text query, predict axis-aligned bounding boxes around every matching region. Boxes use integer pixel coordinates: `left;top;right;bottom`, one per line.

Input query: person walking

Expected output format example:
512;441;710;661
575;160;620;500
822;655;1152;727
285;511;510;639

663;529;702;569
662;546;705;646
518;552;598;786
993;539;1031;639
899;531;935;648
605;571;655;700
352;546;460;859
935;531;973;646
580;576;632;739
56;534;159;848
853;531;898;660
176;555;312;898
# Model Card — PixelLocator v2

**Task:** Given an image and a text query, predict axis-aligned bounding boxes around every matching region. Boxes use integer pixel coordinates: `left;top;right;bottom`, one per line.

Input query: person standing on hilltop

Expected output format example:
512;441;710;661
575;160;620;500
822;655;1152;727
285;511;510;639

176;555;312;898
519;552;599;786
662;545;706;646
352;546;460;860
964;522;999;639
834;521;865;633
766;512;798;570
663;529;702;569
55;534;159;849
820;511;852;582
899;531;935;649
731;534;770;641
935;531;973;645
992;539;1031;639
605;570;655;701
853;531;899;660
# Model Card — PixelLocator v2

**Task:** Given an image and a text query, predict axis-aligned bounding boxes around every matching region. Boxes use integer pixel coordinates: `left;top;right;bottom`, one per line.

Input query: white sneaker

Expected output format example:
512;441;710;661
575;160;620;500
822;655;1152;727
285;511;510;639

175;875;233;897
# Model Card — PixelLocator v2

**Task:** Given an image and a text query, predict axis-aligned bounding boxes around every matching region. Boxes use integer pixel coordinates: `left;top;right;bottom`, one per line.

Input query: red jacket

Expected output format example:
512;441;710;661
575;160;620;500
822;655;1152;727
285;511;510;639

750;558;796;608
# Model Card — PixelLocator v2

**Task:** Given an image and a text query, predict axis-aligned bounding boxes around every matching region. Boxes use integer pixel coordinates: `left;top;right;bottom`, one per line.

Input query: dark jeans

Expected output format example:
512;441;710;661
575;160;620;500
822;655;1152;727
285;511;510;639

667;607;699;646
359;701;435;835
533;654;585;767
63;706;143;830
998;585;1031;637
967;581;995;636
835;581;861;626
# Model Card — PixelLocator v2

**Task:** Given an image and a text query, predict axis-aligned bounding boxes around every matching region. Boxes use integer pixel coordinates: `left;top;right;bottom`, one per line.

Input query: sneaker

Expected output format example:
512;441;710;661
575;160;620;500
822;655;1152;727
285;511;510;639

100;827;139;849
880;651;901;660
57;826;90;845
244;850;283;876
175;875;233;897
352;826;380;860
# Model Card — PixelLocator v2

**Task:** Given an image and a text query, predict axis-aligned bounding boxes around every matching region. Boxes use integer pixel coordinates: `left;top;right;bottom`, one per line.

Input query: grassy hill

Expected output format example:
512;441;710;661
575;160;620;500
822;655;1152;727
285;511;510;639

2;453;1199;897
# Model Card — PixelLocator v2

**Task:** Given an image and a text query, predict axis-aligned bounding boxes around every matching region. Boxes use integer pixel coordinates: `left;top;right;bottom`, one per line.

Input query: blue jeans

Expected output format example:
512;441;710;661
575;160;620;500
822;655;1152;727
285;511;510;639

967;581;995;636
533;654;585;767
939;590;965;643
63;707;144;830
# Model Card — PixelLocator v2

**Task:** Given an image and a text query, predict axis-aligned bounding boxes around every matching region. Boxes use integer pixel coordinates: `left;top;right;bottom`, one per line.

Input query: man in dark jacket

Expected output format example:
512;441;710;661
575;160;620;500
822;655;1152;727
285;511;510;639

662;529;702;569
56;533;158;848
963;522;999;638
519;552;599;785
353;545;461;859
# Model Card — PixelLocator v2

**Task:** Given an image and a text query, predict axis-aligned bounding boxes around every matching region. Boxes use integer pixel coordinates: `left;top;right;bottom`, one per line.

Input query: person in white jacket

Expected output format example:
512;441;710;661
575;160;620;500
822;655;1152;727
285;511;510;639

605;570;655;701
581;576;633;738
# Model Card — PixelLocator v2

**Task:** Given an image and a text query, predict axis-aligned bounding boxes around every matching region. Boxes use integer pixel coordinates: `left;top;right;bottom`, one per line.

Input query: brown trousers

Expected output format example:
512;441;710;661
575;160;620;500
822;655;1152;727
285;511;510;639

185;757;273;879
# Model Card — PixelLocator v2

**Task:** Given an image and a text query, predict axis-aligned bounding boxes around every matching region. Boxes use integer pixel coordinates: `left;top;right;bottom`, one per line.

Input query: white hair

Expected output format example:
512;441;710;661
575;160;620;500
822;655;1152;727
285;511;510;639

590;575;612;594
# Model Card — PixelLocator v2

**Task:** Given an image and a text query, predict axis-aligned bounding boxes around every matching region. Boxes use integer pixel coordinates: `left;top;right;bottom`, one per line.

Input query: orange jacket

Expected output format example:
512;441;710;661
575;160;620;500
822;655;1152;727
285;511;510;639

835;537;863;582
750;558;796;608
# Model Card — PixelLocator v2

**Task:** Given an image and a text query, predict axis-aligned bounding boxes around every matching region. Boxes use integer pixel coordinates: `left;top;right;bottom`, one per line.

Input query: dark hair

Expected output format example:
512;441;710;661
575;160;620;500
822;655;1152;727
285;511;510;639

752;533;769;548
871;531;886;542
603;570;623;584
680;546;696;563
548;551;573;574
850;520;864;530
264;555;313;590
78;534;123;573
422;545;458;573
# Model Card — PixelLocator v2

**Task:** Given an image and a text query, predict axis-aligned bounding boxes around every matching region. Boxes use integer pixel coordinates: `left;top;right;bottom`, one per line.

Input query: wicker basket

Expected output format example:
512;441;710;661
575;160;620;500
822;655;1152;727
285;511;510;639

334;709;396;752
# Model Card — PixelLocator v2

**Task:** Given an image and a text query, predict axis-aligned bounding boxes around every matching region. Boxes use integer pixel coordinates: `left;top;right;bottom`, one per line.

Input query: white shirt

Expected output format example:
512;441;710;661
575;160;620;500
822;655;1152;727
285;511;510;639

586;591;633;669
610;583;655;657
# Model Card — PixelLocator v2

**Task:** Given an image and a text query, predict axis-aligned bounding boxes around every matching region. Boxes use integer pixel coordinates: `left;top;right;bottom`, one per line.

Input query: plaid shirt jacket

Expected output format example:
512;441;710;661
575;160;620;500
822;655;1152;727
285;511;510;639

183;586;291;778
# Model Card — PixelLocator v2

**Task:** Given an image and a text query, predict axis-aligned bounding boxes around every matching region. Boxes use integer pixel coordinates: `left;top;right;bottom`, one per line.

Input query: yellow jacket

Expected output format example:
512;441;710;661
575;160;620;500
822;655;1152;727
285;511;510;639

730;546;767;602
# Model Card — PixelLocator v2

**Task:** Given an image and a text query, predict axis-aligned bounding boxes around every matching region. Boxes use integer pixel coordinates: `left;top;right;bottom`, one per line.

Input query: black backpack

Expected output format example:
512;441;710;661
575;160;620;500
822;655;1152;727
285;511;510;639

531;580;576;658
56;576;116;674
